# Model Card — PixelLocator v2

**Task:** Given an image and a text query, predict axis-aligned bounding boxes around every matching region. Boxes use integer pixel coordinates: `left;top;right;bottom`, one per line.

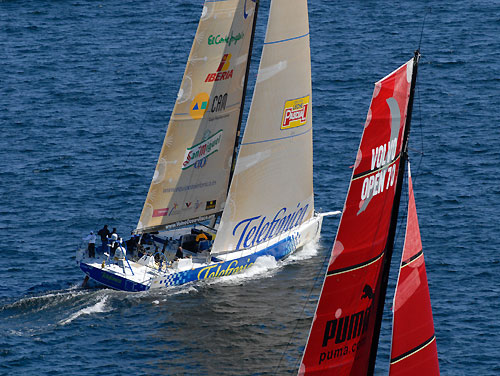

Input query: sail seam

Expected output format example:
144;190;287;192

326;250;384;276
401;249;423;267
390;334;436;364
264;32;309;45
352;153;401;181
240;127;311;146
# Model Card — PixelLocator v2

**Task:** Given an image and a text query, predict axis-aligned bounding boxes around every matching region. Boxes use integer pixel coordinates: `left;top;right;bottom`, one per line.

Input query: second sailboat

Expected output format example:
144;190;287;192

77;0;337;292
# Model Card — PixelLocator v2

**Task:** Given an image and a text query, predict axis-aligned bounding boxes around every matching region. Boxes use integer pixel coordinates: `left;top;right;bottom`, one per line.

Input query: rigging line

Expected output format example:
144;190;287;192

274;241;331;375
414;83;425;187
418;8;431;51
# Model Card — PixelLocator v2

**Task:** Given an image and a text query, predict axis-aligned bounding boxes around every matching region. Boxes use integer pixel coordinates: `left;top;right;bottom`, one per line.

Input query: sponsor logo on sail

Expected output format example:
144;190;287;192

194;157;207;169
194;200;201;211
211;93;227;113
208;31;244;47
205;54;233;82
318;285;374;365
153;207;169;217
190;92;209;119
205;200;217;210
232;203;309;250
185;202;192;208
281;95;309;130
182;130;223;170
360;138;398;201
163;180;216;193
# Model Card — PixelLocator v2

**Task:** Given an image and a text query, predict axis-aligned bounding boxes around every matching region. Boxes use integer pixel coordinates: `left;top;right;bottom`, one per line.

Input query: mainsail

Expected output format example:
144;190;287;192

389;164;439;375
299;55;419;375
136;0;257;233
211;0;314;254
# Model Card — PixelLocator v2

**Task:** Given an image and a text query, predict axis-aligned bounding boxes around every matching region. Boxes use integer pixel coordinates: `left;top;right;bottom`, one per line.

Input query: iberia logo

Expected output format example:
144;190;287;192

205;54;233;82
281;95;309;130
190;92;209;119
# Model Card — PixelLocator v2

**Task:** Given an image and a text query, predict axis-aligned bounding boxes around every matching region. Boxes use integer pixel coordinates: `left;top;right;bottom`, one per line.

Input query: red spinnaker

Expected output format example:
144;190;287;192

389;165;439;375
299;58;415;375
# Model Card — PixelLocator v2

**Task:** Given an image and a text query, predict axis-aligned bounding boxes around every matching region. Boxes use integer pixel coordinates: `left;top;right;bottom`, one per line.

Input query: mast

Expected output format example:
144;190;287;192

226;0;259;196
367;50;420;375
211;0;260;228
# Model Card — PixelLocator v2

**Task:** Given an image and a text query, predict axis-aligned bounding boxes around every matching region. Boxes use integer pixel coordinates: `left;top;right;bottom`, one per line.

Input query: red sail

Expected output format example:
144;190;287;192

389;165;439;375
299;59;415;376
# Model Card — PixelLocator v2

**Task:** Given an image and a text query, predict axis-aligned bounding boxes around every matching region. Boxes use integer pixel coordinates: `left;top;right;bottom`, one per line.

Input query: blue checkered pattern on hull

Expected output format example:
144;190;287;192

157;270;192;287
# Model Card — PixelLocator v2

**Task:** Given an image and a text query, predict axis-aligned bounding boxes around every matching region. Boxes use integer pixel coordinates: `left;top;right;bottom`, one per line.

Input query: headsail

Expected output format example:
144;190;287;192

299;55;418;375
211;0;314;255
136;0;257;233
389;163;439;375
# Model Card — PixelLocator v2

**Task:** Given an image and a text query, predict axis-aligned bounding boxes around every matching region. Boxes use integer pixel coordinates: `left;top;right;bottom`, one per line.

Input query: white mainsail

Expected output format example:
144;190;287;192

212;0;314;254
136;0;257;233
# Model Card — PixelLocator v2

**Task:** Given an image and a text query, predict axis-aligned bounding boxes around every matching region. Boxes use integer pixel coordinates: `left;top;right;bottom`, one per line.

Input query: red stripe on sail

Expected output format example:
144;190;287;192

389;166;439;375
300;59;413;375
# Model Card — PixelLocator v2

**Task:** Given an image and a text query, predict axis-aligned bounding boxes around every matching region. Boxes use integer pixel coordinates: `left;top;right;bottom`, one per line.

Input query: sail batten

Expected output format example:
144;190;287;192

390;335;436;365
264;32;309;45
136;0;257;233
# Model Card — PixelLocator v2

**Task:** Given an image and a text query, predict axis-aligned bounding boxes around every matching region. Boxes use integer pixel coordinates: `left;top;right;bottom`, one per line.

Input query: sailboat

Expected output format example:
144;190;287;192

76;0;338;292
299;52;440;375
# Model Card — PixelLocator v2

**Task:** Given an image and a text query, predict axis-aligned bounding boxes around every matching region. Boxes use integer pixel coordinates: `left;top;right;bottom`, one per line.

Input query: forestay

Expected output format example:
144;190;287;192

212;0;314;255
136;0;256;233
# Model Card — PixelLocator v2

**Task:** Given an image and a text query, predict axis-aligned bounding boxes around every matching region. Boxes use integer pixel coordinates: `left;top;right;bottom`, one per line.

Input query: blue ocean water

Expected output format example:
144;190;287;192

1;0;499;374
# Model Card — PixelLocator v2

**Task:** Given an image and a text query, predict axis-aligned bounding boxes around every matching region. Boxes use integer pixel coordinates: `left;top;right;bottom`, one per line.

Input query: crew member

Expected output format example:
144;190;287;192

83;231;96;258
195;232;208;242
114;238;127;272
196;232;209;252
110;233;119;257
175;246;184;260
97;225;110;245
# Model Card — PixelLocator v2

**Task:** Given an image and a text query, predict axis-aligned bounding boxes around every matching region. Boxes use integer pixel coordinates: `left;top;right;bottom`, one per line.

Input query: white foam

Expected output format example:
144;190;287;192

59;296;108;325
203;255;279;286
1;290;88;314
286;239;320;263
200;240;321;287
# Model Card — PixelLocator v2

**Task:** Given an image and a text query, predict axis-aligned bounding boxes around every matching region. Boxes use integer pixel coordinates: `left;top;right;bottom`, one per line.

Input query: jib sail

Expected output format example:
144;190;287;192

389;163;439;375
212;0;314;255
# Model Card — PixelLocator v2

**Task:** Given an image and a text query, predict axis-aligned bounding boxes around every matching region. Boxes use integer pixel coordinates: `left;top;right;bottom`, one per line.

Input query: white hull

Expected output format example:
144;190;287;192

77;214;324;292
